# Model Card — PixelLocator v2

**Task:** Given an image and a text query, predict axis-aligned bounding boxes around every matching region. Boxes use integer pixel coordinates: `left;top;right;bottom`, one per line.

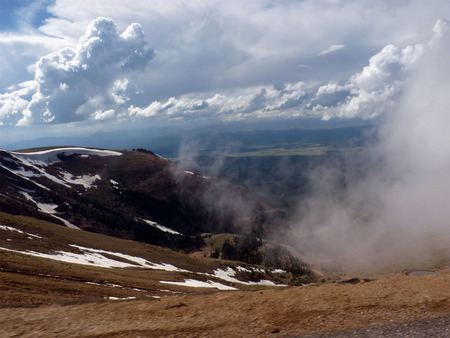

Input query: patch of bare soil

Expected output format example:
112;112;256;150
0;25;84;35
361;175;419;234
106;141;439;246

0;272;448;337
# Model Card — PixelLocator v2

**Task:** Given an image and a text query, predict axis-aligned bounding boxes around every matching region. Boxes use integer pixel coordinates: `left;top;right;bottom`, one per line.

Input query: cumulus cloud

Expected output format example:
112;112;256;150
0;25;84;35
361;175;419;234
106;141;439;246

28;1;450;106
120;26;430;124
15;17;153;125
319;41;424;120
1;3;450;128
0;81;36;125
93;109;115;121
126;82;308;121
0;15;438;126
310;20;450;121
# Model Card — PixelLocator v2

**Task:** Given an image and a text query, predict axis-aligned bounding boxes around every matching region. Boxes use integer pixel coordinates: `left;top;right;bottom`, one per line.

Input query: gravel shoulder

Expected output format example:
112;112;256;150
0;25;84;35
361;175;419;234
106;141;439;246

301;314;450;337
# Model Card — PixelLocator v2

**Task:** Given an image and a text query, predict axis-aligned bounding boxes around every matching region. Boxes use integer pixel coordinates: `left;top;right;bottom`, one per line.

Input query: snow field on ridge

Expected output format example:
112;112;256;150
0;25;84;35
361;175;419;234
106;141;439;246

10;147;122;166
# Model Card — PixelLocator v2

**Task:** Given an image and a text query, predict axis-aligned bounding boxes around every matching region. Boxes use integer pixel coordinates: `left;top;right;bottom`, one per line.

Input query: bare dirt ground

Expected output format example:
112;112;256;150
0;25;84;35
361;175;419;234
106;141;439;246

0;271;448;337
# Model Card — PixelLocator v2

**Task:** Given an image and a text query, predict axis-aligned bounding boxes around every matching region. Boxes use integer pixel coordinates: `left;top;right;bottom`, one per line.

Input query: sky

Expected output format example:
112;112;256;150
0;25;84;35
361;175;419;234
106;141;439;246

1;0;450;145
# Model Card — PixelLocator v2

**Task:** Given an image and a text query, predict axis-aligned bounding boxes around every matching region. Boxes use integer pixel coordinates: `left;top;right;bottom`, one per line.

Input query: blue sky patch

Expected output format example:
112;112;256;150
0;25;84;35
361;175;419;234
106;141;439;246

0;0;55;31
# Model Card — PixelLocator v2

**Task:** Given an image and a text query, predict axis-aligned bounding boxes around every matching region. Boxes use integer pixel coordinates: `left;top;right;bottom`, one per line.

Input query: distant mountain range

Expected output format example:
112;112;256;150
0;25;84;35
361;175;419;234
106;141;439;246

2;119;375;158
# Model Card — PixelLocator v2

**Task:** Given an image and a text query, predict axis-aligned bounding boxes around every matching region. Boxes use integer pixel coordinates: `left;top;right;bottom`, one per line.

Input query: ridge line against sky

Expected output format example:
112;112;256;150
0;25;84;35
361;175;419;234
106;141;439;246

0;1;450;143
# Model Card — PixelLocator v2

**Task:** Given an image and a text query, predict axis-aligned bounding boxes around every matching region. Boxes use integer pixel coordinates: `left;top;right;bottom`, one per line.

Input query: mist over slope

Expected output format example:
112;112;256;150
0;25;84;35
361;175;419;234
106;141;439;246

285;19;450;273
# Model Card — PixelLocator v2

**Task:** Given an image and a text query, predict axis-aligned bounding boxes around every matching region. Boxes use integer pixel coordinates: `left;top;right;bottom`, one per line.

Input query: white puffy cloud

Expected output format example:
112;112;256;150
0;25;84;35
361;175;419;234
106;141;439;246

94;109;115;121
31;0;450;99
0;14;442;126
125;81;308;121
316;83;349;96
0;81;36;125
314;18;450;121
2;2;450;131
319;42;424;120
13;17;153;125
121;22;436;124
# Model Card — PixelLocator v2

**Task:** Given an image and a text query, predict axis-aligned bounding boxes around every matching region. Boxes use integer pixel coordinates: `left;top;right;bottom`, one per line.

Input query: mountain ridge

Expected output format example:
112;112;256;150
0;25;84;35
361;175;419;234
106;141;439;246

0;146;267;251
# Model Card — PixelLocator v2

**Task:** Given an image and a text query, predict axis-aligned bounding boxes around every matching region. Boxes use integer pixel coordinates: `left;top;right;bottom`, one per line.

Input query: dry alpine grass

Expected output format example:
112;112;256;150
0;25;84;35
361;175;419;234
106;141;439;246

0;272;448;337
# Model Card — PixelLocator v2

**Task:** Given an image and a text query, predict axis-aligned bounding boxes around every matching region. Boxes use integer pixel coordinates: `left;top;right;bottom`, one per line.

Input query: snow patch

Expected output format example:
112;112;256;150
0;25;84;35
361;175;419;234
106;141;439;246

0;163;50;191
11;163;101;190
11;161;72;188
4;148;120;190
0;244;189;272
62;172;101;189
70;245;189;271
141;219;181;235
20;191;80;229
36;202;58;214
160;279;237;291
210;267;285;287
12;167;38;178
106;296;137;301
236;266;252;273
11;147;122;167
0;224;42;239
51;215;80;229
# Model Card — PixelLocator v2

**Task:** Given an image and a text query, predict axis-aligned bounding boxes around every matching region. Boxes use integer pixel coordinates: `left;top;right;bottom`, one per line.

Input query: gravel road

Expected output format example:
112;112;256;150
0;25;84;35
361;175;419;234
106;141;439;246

300;315;450;337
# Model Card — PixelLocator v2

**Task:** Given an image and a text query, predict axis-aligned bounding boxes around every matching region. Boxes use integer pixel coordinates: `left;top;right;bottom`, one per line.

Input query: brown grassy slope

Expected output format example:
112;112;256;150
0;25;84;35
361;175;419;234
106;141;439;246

0;212;293;306
0;272;448;337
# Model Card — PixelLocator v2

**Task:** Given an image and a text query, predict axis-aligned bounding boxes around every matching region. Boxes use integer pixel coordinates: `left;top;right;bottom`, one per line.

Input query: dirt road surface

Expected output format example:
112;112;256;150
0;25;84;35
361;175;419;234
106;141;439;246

302;315;450;337
0;272;448;337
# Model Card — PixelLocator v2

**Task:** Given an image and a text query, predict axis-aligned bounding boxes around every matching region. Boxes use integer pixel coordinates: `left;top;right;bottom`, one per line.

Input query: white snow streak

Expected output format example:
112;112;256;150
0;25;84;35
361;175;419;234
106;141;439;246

11;147;122;166
211;267;285;286
20;191;80;229
0;163;50;190
0;224;42;239
62;172;101;189
2;148;119;190
0;244;189;272
50;215;80;229
160;279;237;291
141;219;181;235
106;296;137;301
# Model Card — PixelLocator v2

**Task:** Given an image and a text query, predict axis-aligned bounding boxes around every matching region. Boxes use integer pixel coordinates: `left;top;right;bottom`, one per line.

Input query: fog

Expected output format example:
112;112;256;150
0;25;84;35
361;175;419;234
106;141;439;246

287;19;450;273
171;19;450;274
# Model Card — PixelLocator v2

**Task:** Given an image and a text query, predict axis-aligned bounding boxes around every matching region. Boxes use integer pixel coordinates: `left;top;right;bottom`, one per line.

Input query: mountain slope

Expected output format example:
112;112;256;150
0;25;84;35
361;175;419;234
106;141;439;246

0;147;265;250
0;212;295;306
